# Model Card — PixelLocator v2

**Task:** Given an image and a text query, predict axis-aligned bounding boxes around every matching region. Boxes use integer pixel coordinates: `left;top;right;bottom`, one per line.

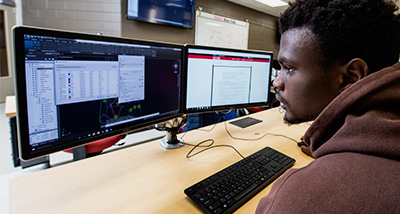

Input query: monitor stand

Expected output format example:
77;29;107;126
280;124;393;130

160;129;184;149
157;116;187;149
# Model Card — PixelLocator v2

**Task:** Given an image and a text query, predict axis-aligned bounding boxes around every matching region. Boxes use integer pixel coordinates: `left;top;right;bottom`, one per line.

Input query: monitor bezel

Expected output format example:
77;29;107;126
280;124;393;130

13;25;184;161
182;44;273;114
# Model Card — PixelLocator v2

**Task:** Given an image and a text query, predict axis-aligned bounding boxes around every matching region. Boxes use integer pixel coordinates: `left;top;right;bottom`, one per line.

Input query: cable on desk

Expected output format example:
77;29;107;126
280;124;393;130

224;120;299;144
182;114;298;159
185;139;245;159
184;140;213;147
181;115;246;159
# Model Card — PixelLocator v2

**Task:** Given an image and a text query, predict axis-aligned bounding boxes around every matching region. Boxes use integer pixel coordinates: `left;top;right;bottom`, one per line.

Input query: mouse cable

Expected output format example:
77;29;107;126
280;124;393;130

185;139;245;159
224;121;298;144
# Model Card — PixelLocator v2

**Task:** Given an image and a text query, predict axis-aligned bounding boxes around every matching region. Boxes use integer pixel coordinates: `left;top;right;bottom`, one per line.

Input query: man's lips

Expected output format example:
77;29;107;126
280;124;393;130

275;94;287;109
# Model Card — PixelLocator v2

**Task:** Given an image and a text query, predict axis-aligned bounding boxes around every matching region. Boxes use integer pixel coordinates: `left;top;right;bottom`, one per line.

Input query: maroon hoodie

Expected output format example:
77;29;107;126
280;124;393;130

256;63;400;213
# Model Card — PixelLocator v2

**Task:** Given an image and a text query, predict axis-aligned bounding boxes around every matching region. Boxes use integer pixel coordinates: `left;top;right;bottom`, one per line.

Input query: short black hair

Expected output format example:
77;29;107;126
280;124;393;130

279;0;400;73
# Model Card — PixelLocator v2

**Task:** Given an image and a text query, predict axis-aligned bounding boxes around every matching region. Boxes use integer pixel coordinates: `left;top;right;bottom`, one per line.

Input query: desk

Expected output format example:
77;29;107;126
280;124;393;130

10;108;313;213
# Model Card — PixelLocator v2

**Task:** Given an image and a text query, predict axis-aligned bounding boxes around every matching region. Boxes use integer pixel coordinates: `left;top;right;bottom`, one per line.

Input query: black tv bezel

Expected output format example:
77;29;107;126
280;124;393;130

13;25;184;161
182;44;273;114
126;0;195;29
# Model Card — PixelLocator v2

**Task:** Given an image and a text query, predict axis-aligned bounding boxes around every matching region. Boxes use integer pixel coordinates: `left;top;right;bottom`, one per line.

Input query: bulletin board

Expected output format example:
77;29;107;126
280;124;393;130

195;11;249;49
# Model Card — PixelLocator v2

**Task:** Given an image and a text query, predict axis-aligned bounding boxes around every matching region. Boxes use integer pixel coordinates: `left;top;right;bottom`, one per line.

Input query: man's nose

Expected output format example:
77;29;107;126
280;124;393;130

272;72;284;91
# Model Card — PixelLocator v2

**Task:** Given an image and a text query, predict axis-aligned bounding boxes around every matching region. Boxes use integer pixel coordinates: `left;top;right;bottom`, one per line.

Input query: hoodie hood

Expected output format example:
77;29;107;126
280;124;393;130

303;62;400;160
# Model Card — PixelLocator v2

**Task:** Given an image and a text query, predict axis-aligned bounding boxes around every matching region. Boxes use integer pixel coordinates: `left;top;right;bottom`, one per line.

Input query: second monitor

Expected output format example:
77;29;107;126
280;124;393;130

183;45;273;114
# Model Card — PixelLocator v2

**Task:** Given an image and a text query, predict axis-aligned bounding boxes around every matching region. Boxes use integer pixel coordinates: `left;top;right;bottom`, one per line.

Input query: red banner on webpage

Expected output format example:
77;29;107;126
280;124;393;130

188;54;270;63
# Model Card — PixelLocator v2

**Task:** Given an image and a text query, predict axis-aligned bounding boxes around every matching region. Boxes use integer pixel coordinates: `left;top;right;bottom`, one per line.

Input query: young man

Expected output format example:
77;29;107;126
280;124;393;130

256;0;400;213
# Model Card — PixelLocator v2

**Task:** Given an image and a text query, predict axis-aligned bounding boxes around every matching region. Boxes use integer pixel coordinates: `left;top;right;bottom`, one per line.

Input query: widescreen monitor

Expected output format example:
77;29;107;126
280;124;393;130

183;44;273;114
13;26;183;160
127;0;195;28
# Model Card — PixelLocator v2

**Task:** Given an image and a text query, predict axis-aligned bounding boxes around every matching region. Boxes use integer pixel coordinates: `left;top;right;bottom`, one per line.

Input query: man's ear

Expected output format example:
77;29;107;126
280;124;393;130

339;58;369;91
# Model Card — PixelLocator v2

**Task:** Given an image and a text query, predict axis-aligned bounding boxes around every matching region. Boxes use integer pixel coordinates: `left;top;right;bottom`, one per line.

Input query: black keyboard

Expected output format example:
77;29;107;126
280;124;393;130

184;147;295;214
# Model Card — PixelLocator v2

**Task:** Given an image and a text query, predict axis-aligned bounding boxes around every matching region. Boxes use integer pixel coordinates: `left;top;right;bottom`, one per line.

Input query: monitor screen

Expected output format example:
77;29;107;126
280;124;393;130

184;45;273;114
127;0;195;28
13;26;183;160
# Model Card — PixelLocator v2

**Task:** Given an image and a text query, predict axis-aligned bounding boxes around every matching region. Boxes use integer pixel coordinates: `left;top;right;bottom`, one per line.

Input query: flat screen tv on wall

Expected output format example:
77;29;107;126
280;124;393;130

127;0;195;29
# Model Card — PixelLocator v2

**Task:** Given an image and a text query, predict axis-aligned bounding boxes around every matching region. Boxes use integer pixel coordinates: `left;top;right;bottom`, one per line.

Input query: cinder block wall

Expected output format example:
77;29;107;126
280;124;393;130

22;0;280;56
22;0;121;36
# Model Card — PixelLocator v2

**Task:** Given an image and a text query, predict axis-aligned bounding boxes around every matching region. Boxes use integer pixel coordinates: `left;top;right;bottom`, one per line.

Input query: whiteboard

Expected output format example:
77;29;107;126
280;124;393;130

195;11;249;49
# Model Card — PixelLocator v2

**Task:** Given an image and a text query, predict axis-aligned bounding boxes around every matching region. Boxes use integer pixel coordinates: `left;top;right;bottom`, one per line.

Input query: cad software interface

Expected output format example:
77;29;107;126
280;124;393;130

23;34;182;152
186;47;272;111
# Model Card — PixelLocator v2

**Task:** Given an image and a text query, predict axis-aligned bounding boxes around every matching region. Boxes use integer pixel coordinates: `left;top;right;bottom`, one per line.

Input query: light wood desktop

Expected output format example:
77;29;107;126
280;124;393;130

9;108;313;214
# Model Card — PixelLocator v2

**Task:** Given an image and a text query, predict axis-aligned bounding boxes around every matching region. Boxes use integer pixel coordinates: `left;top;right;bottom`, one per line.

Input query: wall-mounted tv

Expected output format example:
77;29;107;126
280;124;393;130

127;0;195;29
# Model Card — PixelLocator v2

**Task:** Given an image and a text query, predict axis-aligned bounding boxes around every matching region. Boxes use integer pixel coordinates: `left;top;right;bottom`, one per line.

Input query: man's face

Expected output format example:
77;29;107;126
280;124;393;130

274;28;344;124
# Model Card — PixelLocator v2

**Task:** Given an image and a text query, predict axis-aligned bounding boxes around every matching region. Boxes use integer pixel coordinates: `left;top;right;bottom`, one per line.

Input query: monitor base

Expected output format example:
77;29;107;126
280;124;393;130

160;132;184;149
156;116;187;149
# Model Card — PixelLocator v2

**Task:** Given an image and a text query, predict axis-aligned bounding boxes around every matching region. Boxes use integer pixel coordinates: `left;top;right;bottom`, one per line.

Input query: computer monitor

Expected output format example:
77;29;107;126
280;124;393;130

183;44;273;114
13;26;183;161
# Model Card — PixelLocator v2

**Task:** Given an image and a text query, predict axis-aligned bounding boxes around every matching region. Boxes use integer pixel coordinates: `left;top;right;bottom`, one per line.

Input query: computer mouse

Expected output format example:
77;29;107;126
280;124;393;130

297;141;308;147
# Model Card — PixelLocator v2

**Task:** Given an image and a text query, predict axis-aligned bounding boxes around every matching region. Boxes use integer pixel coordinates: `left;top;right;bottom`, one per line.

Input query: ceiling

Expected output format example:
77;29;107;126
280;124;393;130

226;0;290;17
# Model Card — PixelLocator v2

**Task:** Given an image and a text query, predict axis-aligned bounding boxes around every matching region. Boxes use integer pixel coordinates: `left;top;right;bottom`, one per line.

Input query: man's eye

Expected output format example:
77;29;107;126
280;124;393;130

283;65;294;73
